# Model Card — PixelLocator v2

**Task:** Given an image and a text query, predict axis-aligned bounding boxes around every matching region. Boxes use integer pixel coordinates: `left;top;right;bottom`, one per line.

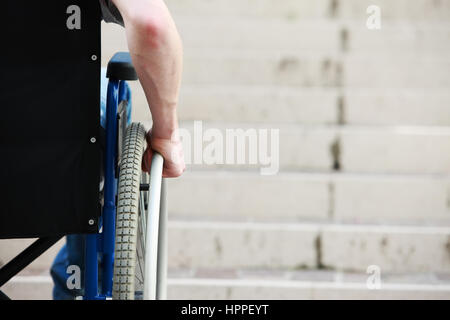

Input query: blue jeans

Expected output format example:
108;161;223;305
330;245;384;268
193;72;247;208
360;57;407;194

50;70;132;300
50;235;86;299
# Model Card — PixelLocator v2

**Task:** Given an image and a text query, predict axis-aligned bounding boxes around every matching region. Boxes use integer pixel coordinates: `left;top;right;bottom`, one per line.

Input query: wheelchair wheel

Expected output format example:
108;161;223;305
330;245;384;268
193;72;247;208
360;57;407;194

112;122;164;300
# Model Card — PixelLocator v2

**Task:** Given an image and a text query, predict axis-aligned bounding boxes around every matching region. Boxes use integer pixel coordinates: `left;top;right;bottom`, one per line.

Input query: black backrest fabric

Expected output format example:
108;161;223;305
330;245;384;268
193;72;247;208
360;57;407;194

0;1;101;238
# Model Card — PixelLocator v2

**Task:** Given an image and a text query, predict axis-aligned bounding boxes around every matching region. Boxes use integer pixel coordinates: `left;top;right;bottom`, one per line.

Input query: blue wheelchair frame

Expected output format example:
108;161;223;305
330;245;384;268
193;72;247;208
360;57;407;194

84;78;129;300
83;51;143;299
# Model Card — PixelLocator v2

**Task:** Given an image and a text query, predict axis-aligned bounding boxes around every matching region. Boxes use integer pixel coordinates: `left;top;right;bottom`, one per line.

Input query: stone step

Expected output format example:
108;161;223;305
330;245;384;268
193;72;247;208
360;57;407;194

342;54;450;89
342;23;450;53
175;19;339;52
321;224;450;273
166;0;332;20
337;0;450;21
165;0;450;21
3;220;449;279
101;23;450;125
4;268;450;300
175;122;450;174
167;221;450;274
342;89;450;126
100;25;450;89
128;85;450;126
1;275;54;300
178;51;450;88
102;20;450;58
103;34;342;88
0;238;65;273
168;171;450;224
170;18;450;53
168;221;319;271
169;279;450;300
177;87;450;126
4;270;450;300
337;126;450;174
182;51;342;87
175;86;339;125
9;222;444;278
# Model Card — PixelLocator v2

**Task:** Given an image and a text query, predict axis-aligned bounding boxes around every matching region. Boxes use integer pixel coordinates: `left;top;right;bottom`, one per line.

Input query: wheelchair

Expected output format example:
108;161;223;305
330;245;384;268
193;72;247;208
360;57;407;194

0;1;168;300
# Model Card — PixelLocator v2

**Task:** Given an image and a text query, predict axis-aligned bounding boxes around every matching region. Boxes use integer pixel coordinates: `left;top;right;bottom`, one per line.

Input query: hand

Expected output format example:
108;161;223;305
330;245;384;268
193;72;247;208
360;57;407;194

141;129;185;178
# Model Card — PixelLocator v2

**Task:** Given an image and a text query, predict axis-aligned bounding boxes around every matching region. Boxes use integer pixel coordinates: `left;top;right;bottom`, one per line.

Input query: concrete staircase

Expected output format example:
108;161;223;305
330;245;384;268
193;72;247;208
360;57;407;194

164;0;450;299
2;0;450;299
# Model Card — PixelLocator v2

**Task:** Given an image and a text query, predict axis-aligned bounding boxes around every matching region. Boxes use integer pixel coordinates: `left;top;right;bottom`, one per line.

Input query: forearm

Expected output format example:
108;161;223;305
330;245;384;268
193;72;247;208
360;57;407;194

112;0;183;140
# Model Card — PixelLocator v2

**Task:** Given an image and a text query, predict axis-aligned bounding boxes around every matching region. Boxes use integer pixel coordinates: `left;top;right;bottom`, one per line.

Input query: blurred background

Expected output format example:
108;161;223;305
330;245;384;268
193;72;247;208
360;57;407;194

2;0;450;299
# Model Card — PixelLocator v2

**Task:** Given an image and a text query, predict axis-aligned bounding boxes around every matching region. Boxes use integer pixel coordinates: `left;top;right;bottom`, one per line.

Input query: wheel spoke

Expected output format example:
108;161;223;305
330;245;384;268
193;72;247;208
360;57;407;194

136;193;146;286
135;246;144;285
135;180;148;289
139;191;147;255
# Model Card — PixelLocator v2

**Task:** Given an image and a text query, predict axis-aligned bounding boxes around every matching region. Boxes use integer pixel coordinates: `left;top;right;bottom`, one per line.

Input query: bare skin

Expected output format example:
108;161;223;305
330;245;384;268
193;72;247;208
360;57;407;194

111;0;185;177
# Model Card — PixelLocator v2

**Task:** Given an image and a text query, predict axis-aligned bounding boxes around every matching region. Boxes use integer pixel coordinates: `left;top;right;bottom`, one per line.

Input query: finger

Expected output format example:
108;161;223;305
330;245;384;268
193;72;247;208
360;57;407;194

162;161;185;178
142;147;154;172
141;150;147;172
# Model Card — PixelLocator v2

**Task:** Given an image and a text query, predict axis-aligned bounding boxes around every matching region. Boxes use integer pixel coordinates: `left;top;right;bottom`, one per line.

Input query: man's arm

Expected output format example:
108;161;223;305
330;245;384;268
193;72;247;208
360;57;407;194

111;0;185;177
